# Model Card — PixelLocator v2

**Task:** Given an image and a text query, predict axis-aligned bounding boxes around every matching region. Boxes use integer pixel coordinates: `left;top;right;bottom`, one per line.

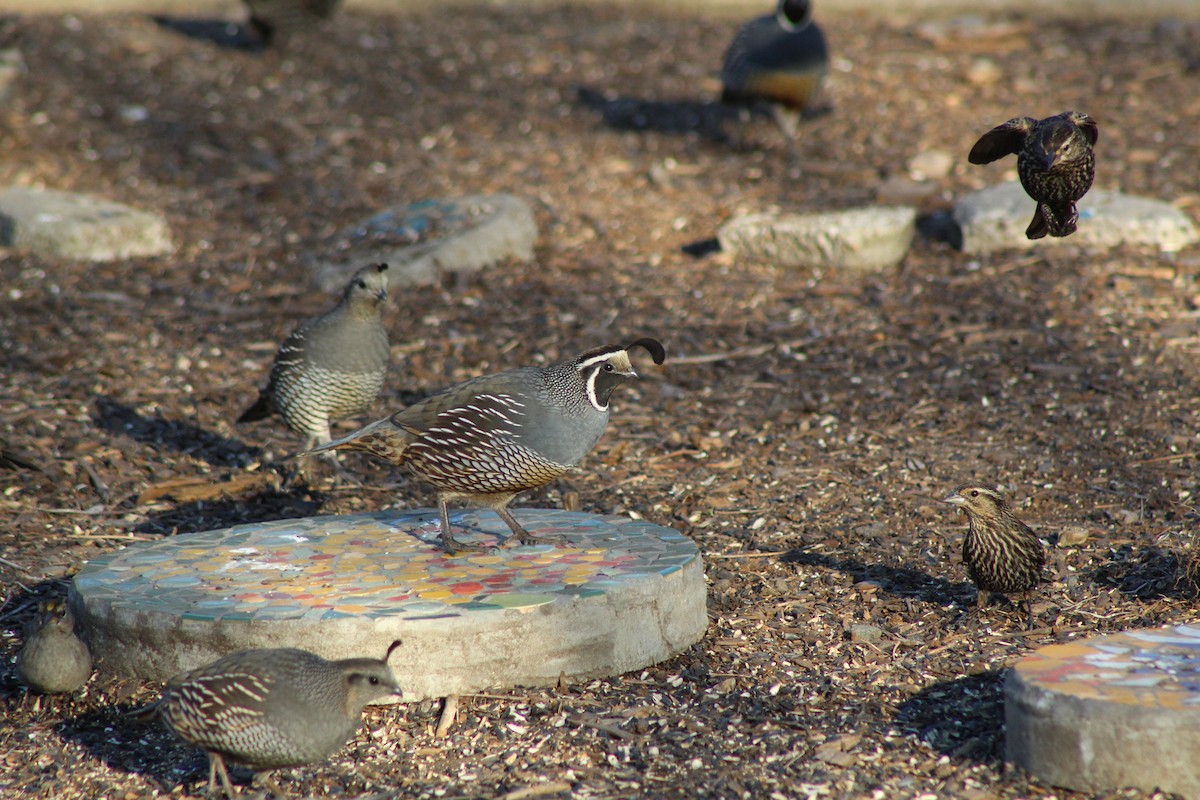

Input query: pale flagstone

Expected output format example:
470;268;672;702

312;193;538;291
717;205;917;272
953;182;1199;254
0;187;174;261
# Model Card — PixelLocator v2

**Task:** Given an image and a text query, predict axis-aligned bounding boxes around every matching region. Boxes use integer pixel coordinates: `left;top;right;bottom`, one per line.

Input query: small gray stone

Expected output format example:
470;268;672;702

718;206;917;272
848;623;884;644
907;150;954;181
313;193;538;291
953;182;1199;255
0;187;174;261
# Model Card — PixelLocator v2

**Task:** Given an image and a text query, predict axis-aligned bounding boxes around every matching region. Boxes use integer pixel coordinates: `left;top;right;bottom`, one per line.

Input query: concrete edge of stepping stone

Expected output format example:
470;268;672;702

717;205;917;272
0;186;174;261
952;182;1200;255
1005;641;1200;799
311;192;538;292
69;510;708;701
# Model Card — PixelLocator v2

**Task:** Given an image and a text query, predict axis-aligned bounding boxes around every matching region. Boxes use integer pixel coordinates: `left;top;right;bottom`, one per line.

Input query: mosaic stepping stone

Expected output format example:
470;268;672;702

1007;624;1200;798
72;509;706;700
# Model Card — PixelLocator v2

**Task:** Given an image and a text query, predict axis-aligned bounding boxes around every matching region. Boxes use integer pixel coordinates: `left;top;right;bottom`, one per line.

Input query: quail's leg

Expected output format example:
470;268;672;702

437;498;490;555
1057;203;1079;237
495;505;566;548
208;752;236;799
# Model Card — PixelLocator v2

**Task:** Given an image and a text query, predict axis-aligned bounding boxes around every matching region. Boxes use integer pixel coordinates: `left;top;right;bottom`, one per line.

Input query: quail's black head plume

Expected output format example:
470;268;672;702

943;483;1046;626
15;600;93;694
243;0;342;46
968;111;1098;239
720;0;829;138
238;263;390;458
142;640;402;798
303;338;666;554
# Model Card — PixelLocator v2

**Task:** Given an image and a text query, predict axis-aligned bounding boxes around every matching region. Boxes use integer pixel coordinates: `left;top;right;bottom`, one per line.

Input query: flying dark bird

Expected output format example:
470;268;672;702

720;0;830;138
304;338;666;554
968;111;1098;239
943;483;1046;627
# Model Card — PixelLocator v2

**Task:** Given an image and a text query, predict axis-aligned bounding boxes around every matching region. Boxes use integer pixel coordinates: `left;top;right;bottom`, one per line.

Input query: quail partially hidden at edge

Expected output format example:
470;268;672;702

243;0;343;46
142;641;402;798
968;111;1098;240
720;0;830;139
238;263;390;459
303;338;667;554
0;436;44;472
16;601;93;694
943;483;1046;627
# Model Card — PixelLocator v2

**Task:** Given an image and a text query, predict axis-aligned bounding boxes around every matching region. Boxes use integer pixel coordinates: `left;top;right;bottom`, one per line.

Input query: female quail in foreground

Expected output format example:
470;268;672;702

144;641;402;798
968;111;1098;239
304;338;666;553
238;263;390;457
16;601;93;694
720;0;829;138
943;483;1046;626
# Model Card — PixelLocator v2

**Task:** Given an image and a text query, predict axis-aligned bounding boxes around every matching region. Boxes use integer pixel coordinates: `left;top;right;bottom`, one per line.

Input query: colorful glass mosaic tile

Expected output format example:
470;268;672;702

73;509;697;623
1014;624;1200;710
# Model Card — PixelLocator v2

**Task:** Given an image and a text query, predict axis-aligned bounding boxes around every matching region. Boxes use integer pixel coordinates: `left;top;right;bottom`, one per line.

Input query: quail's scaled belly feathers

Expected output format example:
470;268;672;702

238;263;390;454
305;338;666;553
146;642;402;798
943;484;1046;620
968;111;1098;239
721;0;829;130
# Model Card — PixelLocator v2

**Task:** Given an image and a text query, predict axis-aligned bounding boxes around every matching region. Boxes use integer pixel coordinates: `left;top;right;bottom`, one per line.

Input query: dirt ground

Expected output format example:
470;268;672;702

2;3;1200;799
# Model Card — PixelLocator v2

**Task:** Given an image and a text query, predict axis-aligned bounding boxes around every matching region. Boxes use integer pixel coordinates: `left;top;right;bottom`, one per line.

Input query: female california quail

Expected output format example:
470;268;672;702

304;338;666;553
238;263;390;456
145;641;402;798
15;601;93;694
943;483;1046;626
968;111;1098;239
721;0;829;138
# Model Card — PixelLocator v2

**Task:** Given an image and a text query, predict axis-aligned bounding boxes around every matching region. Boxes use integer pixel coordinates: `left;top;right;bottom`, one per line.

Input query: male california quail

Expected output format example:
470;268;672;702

238;263;390;457
304;338;667;553
243;0;342;46
968;111;1098;239
144;641;402;798
16;601;93;694
943;483;1046;626
720;0;830;139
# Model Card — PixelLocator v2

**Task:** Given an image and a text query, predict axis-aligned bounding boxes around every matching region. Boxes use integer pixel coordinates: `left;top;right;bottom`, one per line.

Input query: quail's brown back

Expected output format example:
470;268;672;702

16;602;92;694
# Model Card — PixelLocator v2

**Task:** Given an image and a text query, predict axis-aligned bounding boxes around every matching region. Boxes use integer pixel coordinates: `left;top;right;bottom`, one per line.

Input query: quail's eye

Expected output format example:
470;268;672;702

603;363;614;372
369;676;380;685
356;279;366;288
970;490;979;497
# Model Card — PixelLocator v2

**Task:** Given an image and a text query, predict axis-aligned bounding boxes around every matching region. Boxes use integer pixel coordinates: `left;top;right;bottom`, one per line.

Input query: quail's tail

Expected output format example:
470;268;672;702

236;393;272;424
299;416;409;462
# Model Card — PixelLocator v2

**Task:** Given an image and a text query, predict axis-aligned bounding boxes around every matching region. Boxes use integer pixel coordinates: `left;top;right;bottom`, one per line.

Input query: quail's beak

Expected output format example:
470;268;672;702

942;493;965;507
1044;152;1058;170
391;685;404;698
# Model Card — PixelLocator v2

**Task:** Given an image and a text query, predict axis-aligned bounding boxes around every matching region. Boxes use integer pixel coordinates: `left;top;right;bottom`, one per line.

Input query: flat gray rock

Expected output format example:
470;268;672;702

0;187;174;261
313;193;538;291
718;206;917;272
953;182;1199;254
